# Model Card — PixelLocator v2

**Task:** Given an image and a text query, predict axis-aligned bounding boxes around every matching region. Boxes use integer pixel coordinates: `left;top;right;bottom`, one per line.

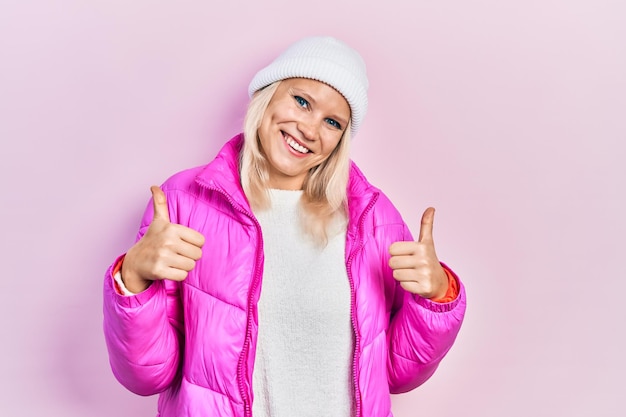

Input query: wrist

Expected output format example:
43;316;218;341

429;286;448;300
428;267;449;300
429;265;459;303
120;259;152;294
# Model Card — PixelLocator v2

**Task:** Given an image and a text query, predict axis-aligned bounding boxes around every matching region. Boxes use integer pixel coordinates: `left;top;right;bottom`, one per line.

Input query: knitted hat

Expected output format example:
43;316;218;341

248;36;369;137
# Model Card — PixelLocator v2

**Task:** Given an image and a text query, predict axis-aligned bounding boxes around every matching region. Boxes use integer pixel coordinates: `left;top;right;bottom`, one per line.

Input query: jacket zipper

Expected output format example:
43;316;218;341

345;191;379;417
201;177;379;417
199;181;262;417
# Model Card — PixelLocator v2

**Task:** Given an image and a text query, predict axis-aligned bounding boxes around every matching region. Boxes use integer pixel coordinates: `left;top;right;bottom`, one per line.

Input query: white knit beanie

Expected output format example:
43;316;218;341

248;36;369;137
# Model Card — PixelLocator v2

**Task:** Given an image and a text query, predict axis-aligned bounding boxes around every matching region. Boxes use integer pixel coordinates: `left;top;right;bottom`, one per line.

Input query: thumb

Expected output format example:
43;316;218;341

150;185;171;223
418;207;435;242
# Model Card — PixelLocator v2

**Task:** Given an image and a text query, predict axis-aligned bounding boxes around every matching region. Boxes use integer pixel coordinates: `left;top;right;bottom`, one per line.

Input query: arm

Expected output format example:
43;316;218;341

102;186;203;395
386;261;466;392
103;255;184;395
384;211;467;392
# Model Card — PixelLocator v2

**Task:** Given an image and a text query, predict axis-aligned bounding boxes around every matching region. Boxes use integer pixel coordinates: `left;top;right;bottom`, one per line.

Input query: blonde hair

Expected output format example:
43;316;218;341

240;81;351;246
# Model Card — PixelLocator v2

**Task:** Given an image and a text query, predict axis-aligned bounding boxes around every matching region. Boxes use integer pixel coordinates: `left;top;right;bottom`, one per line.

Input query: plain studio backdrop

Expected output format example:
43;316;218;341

1;1;624;416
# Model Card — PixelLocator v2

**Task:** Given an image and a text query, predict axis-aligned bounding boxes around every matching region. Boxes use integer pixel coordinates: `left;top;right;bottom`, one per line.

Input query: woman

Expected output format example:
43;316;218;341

103;36;466;417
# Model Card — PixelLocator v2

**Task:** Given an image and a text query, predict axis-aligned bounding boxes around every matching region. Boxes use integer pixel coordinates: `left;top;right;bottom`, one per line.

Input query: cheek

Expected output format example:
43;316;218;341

267;100;292;119
259;112;272;131
323;134;343;155
257;123;272;154
258;112;278;142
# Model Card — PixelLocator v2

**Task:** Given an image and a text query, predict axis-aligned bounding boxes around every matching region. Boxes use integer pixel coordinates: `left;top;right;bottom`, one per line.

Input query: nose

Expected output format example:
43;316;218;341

297;117;319;142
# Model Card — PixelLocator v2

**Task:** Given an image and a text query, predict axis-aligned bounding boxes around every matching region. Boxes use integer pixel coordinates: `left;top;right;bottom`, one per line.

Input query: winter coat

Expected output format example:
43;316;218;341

103;134;466;417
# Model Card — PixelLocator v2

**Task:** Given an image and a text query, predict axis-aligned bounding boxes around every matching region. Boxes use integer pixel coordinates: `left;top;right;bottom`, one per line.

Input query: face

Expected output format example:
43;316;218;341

257;78;351;190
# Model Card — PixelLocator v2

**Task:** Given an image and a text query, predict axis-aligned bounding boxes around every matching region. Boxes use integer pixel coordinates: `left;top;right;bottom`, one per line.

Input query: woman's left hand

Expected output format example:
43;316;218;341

388;207;448;299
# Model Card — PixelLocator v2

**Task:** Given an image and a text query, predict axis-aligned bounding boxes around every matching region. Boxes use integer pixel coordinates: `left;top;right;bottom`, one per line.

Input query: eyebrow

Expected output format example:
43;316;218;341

291;88;349;128
290;88;317;105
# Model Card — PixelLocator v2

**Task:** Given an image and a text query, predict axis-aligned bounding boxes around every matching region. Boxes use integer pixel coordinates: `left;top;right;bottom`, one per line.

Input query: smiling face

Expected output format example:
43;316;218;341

257;78;351;190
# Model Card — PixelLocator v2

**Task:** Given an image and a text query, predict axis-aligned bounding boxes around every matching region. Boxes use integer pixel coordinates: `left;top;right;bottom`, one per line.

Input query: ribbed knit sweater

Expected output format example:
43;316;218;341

251;189;354;417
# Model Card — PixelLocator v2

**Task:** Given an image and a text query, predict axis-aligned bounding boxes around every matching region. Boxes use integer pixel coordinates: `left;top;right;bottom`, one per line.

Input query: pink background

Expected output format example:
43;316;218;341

1;0;624;416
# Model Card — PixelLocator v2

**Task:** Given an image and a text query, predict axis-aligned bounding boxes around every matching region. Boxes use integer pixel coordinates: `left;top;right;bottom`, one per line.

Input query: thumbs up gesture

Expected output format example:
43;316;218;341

121;186;206;293
388;207;448;299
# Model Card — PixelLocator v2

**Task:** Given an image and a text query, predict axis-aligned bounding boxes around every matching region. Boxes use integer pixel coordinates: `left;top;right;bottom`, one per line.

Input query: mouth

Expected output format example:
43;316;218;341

282;132;311;154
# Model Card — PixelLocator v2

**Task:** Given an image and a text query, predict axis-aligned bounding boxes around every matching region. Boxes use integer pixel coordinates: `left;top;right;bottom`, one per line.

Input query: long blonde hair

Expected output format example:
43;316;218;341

240;81;352;246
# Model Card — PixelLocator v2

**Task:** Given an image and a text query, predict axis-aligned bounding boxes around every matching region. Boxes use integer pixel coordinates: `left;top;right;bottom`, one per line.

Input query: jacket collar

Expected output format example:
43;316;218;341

194;133;379;222
346;162;379;232
194;134;252;212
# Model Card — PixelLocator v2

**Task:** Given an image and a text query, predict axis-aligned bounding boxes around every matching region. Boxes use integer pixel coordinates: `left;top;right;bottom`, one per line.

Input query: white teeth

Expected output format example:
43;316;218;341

285;136;310;154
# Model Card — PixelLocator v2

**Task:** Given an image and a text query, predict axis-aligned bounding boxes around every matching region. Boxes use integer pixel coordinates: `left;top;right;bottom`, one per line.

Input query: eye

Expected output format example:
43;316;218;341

325;118;342;130
294;95;309;108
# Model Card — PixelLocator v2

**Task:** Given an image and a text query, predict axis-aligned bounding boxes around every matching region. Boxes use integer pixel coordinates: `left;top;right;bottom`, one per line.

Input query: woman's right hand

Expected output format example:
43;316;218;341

121;186;206;294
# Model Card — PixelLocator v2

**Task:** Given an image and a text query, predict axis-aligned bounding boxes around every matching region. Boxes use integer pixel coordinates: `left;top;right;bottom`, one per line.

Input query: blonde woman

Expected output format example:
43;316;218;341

103;36;466;417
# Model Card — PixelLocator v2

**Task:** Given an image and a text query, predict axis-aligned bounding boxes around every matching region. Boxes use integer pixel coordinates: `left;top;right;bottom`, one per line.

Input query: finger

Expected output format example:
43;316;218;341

151;185;171;223
388;241;417;256
396;271;441;298
152;254;196;278
176;241;203;261
392;269;419;282
176;226;206;248
399;281;422;294
388;254;417;270
160;267;190;282
418;207;435;242
167;255;197;272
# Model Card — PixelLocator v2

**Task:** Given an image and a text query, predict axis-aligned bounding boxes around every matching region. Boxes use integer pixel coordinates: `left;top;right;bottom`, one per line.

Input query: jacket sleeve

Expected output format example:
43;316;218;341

382;221;467;394
102;195;184;396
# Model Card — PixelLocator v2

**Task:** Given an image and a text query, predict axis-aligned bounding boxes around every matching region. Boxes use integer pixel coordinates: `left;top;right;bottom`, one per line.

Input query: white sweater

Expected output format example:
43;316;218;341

252;189;354;417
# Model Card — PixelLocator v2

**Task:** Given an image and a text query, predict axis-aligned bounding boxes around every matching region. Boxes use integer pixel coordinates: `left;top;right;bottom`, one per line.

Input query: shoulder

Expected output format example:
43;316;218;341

348;161;405;226
161;164;208;191
160;134;244;197
161;165;206;193
348;162;410;245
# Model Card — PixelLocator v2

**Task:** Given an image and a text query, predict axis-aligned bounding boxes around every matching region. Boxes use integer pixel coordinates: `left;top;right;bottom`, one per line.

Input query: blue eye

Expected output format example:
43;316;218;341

325;118;341;130
294;95;309;108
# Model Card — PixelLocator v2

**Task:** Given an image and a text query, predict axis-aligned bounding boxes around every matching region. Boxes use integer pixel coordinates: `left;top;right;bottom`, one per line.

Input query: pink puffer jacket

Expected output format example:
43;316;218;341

103;134;466;417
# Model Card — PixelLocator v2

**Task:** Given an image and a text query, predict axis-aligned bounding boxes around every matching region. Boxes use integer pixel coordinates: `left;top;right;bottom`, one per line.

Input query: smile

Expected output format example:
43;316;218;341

283;133;311;154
